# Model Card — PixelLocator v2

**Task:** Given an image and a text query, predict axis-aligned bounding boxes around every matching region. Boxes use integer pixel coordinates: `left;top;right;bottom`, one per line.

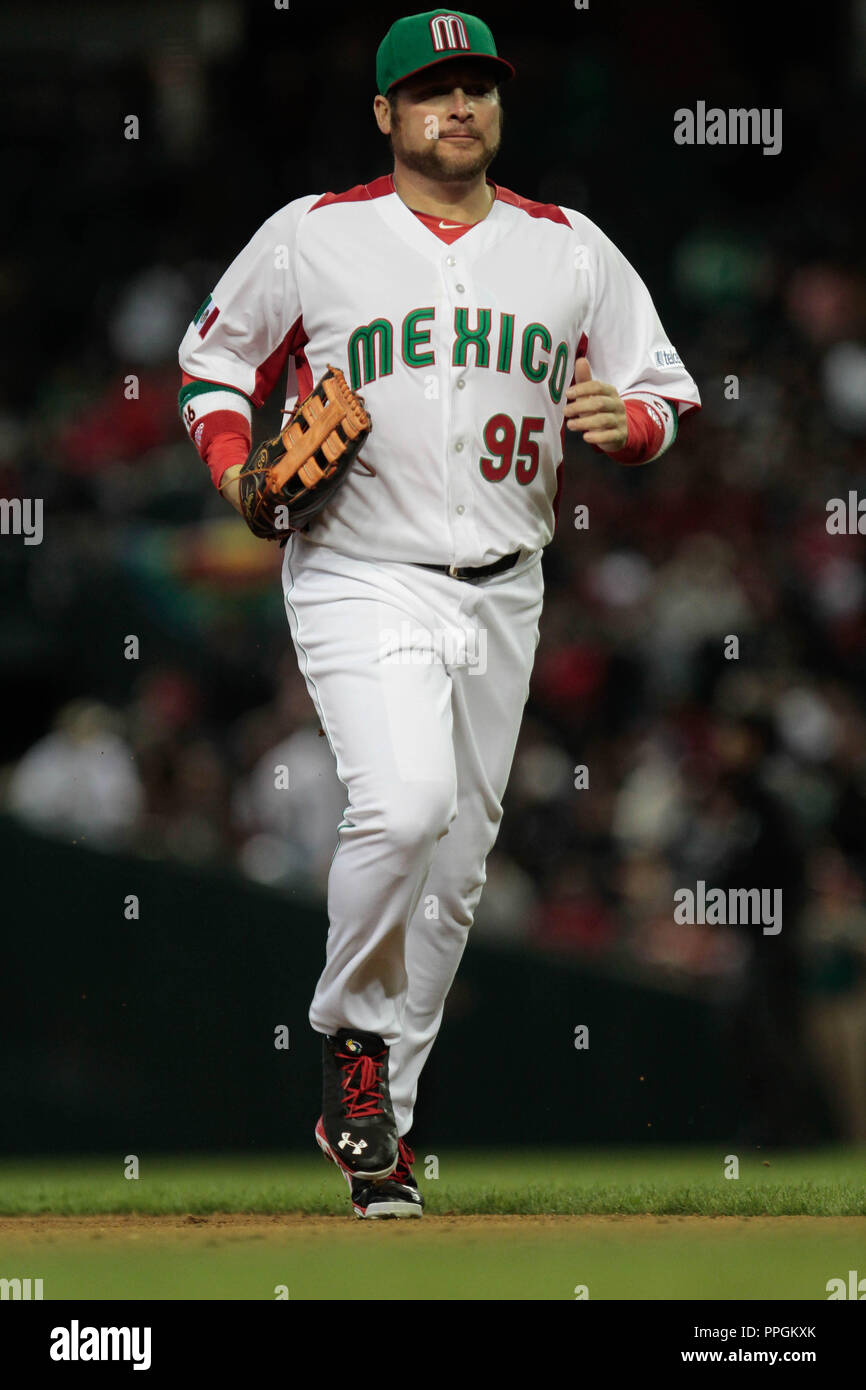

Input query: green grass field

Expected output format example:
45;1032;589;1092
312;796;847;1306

1;1148;864;1299
1;1147;864;1217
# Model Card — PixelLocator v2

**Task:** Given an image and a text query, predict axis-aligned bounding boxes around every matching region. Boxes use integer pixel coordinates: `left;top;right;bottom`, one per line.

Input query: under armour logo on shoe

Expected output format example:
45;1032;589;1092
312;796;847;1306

338;1133;368;1155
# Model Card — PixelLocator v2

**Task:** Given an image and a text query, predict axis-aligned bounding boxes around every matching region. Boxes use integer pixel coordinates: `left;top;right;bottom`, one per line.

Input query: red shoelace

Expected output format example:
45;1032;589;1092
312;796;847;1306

394;1139;415;1183
336;1048;386;1118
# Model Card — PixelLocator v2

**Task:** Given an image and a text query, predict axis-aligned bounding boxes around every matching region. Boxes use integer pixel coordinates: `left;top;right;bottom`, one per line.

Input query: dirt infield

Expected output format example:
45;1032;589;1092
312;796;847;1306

2;1212;865;1242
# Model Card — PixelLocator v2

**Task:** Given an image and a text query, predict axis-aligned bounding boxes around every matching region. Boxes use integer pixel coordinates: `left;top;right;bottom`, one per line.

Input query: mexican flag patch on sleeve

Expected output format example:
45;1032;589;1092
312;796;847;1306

193;294;220;339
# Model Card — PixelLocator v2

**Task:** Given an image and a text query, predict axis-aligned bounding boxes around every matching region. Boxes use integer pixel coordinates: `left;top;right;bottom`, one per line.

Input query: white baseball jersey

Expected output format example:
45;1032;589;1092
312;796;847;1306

179;174;701;567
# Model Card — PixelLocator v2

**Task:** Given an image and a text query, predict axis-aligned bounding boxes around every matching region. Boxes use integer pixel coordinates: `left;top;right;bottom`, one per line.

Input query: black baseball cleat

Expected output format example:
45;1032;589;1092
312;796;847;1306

349;1137;424;1220
315;1028;398;1179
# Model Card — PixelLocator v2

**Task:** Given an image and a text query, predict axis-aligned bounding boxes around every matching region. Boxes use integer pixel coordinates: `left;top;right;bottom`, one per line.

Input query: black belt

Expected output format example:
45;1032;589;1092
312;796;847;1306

413;549;522;584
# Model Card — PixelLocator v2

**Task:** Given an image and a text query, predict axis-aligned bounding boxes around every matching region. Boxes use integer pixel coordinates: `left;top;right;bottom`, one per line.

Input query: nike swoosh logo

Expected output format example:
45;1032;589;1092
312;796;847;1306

439;221;462;230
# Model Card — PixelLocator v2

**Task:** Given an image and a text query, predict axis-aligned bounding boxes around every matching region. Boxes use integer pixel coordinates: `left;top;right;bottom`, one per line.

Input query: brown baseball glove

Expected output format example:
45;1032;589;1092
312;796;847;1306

232;365;373;541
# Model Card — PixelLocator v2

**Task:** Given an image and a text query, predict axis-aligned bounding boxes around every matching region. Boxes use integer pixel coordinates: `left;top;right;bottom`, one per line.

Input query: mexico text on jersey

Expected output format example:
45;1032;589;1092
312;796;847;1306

178;174;701;568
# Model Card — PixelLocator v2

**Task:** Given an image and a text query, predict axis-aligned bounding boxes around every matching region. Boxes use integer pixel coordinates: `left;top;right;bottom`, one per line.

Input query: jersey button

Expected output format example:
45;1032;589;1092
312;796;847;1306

455;441;464;452
456;505;465;515
446;256;457;267
456;283;466;293
457;379;466;390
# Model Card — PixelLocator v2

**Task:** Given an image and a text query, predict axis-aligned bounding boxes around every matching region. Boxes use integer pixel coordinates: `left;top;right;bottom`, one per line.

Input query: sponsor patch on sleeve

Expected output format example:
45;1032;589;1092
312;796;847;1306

654;346;683;369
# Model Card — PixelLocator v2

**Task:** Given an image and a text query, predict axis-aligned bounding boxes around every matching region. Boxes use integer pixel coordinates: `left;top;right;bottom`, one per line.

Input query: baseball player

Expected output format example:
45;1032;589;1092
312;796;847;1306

178;9;701;1218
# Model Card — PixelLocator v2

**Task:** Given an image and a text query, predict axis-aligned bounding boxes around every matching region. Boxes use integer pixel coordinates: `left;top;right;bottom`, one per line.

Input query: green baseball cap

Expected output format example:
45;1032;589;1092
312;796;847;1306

376;10;515;96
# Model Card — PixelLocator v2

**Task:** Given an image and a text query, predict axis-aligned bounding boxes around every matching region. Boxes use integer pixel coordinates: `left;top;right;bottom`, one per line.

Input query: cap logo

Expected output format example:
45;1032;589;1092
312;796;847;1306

429;14;470;52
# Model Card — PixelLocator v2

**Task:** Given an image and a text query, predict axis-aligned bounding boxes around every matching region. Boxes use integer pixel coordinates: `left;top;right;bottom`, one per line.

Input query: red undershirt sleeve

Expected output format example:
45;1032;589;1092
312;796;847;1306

591;395;678;465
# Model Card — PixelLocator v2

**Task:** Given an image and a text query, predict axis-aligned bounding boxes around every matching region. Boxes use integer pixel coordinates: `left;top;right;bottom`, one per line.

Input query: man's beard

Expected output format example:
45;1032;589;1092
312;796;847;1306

390;108;502;182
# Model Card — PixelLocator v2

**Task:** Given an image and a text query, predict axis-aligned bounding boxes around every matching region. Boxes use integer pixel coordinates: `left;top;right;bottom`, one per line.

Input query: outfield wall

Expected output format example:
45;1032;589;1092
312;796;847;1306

2;816;826;1153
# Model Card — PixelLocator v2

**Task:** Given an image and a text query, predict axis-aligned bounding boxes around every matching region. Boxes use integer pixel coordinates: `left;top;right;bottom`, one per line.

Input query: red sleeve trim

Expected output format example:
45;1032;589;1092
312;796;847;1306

552;454;564;528
492;183;572;227
181;369;252;400
311;175;395;211
181;314;309;411
252;314;308;408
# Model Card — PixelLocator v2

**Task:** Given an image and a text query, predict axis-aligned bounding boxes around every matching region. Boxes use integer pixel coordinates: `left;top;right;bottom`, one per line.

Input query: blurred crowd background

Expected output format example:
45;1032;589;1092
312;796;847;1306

2;0;866;1143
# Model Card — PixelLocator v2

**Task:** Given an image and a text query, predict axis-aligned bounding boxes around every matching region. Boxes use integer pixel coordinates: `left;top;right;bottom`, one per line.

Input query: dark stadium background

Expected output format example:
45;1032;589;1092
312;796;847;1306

1;0;864;1153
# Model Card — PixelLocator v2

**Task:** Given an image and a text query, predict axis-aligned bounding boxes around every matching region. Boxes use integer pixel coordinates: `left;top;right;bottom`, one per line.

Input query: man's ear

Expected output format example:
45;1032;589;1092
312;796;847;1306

373;93;393;136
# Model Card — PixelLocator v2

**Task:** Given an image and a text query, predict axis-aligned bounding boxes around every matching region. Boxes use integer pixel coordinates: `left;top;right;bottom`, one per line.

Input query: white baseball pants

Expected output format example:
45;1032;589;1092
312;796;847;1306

282;533;544;1137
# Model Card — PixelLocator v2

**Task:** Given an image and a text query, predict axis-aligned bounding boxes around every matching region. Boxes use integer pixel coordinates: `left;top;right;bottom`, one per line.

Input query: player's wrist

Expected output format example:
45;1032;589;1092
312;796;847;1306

218;462;244;513
604;397;675;465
